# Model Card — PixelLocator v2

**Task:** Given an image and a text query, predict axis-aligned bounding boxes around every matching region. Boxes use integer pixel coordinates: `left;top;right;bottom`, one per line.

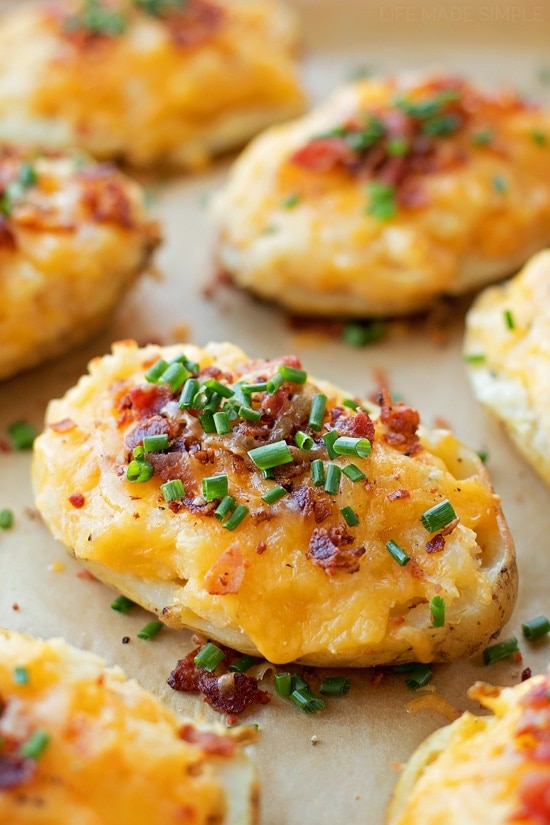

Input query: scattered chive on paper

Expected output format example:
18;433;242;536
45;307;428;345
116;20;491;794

8;420;37;450
274;672;293;696
137;620;164;641
482;636;519;665
0;509;14;530
110;595;135;614
228;655;257;673
320;676;351;696
521;615;550;641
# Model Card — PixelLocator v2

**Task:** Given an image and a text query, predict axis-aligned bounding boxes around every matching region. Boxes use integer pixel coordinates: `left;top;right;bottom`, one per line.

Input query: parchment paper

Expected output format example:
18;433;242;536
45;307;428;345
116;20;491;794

1;2;550;823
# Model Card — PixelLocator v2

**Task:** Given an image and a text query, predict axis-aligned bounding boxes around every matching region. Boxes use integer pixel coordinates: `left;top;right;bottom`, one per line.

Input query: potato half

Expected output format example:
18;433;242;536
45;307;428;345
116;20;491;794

213;73;550;317
0;0;305;169
32;340;517;666
0;144;160;381
385;669;550;825
0;628;257;825
464;249;550;488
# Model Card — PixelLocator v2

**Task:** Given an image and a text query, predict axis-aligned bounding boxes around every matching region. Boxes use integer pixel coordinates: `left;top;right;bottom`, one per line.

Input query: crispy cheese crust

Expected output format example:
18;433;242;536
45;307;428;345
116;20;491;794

0;0;305;169
213;73;550;317
0;628;257;825
464;249;550;488
32;340;517;666
386;670;550;825
0;144;160;381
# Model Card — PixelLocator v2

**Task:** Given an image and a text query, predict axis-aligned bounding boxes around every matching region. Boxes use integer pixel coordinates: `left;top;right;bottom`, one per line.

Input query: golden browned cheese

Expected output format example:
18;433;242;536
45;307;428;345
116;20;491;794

0;0;305;169
32;341;517;666
0;629;257;825
213;73;550;316
0;144;160;381
386;669;550;825
464;249;550;488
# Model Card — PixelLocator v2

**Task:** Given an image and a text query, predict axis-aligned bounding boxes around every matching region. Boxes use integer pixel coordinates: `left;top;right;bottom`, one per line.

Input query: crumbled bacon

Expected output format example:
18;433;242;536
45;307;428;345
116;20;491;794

49;417;76;433
0;753;35;790
290;137;356;172
378;388;421;454
332;409;375;442
425;534;445;554
179;723;237;757
164;0;226;49
117;383;173;423
68;492;85;508
387;489;410;501
198;672;271;715
0;216;16;251
80;170;135;228
307;527;365;575
124;414;176;451
204;543;249;595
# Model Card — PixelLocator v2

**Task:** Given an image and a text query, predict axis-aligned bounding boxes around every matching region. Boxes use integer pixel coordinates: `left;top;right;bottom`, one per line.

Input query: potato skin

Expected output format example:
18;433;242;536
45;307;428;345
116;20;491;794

0;628;257;825
0;0;305;169
32;340;517;666
213;73;550;317
385;671;550;825
0;145;160;381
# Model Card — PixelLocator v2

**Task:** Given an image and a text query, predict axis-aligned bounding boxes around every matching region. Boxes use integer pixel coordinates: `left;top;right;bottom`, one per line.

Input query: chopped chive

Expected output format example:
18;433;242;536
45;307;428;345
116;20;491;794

387;137;408;156
8;420;37;450
343;398;360;410
261;485;287;505
482;636;519;665
291;673;308;691
241;381;269;395
324;463;341;495
477;450;488;464
214;495;236;521
137;620;163;641
126;458;154;483
404;664;433;690
320;676;351;696
160;479;185;502
333;436;371;458
223;504;249;531
503;308;515;330
194;642;225;672
159;362;189;393
229;655;257;673
492;175;507;193
238;405;262;422
340;506;360;527
367;181;397;221
471;127;494;146
13;666;29;685
179;378;200;408
18;163;37;188
464;353;486;364
0;509;13;529
311;459;325;487
531;130;548;146
203;379;234;399
282;192;300;209
19;729;50;760
342;320;385;347
430;595;446;627
290;687;326;714
247;440;293;470
198;412;215;433
203;392;222;413
213;411;231;435
521;615;550;641
342;463;366;482
308;394;327;431
322;429;339;459
274;672;293;696
144;359;168;383
420;499;457;533
267;372;286;394
202;474;228;501
133;445;145;460
143;433;169;452
294;431;314;451
110;595;135;613
386;539;410;566
262;468;275;480
278;364;307;384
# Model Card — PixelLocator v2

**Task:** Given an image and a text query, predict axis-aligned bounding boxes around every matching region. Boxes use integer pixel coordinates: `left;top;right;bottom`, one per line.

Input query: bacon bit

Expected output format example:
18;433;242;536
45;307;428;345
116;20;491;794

290;484;315;516
198;672;271;715
204;543;249;596
116;383;173;423
389;615;405;625
0;754;35;790
11;603;19;611
378;388;421;454
425;534;446;554
124;414;175;451
371;670;384;688
49;418;76;433
80;171;135;228
291;137;355;172
522;668;533;682
68;492;85;508
164;0;226;49
306;527;365;575
0;438;11;453
76;568;96;580
334;409;375;442
0;216;16;251
432;415;452;430
512;771;550;825
313;494;332;524
179;723;237;757
167;648;202;693
256;541;267;554
387;489;410;501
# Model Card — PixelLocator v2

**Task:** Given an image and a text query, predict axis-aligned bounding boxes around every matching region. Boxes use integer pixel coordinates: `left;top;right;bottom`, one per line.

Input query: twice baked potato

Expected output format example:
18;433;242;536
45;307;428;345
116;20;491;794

464;249;550;488
0;0;305;170
0;628;257;825
32;340;517;666
0;144;160;382
386;668;550;825
213;73;550;317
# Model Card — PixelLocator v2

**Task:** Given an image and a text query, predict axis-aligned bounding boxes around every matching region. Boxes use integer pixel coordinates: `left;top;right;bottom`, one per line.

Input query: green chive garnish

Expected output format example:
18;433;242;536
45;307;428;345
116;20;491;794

160;479;185;502
247;441;293;470
18;163;38;188
229;655;257;673
308;394;327;431
386;539;410;566
241;381;269;395
521;615;550;641
238;405;262;422
531;130;548;146
278;364;307;384
19;729;50;760
267;372;286;394
387;137;408;156
202;474;229;501
261;485;287;505
420;499;457;533
311;459;325;487
367;181;396;221
319;676;351;696
13;666;29;685
274;672;293;696
160;362;189;393
144;359;168;383
213;411;231;435
333;436;371;458
282;192;300;209
324;464;341;495
137;620;163;641
322;430;339;459
294;431;314;451
214;495;236;521
482;636;519;665
0;509;13;529
126;458;154;483
471;128;494;146
204;379;234;399
198;412;216;433
223;504;249;531
179;378;200;408
492;175;507;193
430;595;446;627
503;309;515;330
290;687;326;714
8;420;37;450
340;506;360;527
464;353;486;364
342;320;385;347
194;642;225;672
404;664;433;690
143;433;169;452
342;464;366;482
110;595;135;613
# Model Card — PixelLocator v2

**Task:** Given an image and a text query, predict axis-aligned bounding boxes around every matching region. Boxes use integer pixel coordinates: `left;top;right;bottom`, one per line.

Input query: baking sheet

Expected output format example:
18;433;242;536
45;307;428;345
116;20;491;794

1;1;550;822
